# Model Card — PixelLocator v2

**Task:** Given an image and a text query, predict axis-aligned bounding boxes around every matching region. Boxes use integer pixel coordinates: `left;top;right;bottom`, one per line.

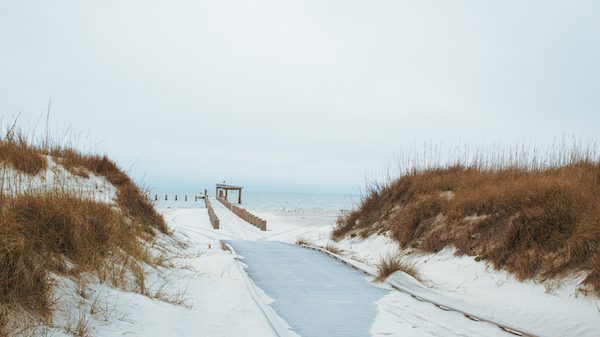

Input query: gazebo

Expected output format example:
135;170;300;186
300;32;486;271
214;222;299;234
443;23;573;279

215;183;243;204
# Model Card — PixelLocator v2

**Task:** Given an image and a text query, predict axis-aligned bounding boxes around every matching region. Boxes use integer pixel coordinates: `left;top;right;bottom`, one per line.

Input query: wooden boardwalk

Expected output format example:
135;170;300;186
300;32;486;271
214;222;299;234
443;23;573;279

217;196;267;231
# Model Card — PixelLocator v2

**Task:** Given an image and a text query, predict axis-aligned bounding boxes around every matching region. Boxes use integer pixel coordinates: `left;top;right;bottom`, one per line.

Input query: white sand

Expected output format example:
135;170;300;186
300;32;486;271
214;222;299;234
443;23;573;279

18;186;597;336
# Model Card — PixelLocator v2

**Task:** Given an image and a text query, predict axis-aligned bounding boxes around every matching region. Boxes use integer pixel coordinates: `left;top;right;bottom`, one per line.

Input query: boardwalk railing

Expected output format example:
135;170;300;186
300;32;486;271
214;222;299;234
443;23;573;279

150;194;206;202
205;197;220;229
217;196;267;231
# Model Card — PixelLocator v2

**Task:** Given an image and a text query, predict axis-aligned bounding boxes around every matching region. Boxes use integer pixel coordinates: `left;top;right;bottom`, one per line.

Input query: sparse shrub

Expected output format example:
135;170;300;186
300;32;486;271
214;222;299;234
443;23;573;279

324;243;342;255
295;238;310;245
376;253;419;281
0;133;47;175
65;307;92;337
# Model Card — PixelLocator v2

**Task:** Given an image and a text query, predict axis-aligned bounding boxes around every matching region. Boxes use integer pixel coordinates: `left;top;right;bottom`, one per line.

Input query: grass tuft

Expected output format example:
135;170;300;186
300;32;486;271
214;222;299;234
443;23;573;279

376;253;420;281
295;238;311;246
0;132;47;175
324;243;342;255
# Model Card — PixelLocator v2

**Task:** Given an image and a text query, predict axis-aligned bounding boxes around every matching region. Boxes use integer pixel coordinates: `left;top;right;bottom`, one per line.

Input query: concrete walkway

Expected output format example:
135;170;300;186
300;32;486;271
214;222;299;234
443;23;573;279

225;240;389;337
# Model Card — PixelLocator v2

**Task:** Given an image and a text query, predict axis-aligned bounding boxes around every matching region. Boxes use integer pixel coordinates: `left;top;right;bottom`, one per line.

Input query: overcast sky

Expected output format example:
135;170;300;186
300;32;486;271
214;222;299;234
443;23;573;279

1;1;599;194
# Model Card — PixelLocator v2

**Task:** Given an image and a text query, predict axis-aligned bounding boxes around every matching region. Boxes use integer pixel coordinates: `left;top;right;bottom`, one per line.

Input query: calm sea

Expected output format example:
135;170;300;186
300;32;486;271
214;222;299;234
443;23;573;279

148;188;361;215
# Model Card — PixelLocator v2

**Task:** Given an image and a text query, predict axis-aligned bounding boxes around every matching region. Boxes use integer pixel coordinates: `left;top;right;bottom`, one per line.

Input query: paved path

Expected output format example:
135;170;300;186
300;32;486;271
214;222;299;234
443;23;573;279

225;240;389;337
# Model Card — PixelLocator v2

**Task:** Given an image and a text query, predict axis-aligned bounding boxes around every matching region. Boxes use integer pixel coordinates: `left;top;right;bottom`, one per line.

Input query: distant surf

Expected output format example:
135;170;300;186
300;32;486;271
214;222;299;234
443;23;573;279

149;188;359;215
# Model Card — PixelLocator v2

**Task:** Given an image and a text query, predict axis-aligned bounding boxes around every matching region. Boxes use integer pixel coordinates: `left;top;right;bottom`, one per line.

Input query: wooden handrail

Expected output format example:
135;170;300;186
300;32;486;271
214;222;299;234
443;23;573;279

217;196;266;231
205;197;220;229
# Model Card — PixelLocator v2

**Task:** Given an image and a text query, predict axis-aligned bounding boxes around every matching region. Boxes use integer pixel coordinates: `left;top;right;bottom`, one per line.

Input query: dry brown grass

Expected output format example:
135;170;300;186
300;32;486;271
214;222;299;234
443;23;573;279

295;238;311;246
116;183;168;235
0;193;157;320
50;147;168;234
0;133;47;176
0;128;171;335
0;126;166;235
334;148;600;295
324;243;342;255
376;253;420;282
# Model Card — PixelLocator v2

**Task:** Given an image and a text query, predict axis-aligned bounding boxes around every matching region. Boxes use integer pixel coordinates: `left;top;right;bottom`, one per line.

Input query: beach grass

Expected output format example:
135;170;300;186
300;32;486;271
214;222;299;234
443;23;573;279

333;139;600;295
0;126;170;334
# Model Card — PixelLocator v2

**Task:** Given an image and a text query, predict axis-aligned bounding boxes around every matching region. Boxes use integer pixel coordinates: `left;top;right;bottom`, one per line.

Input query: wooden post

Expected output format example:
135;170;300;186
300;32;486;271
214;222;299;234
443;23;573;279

165;195;168;201
238;189;242;204
260;220;266;231
175;195;178;201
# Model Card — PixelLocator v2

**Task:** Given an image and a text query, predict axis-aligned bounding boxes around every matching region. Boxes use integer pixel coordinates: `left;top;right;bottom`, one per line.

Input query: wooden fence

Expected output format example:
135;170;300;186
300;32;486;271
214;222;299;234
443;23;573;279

205;197;220;229
150;194;206;202
217;196;266;231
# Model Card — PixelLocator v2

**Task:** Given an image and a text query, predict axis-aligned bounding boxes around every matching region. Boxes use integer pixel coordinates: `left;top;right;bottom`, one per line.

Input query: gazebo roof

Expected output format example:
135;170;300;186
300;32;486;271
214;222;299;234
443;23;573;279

216;183;243;190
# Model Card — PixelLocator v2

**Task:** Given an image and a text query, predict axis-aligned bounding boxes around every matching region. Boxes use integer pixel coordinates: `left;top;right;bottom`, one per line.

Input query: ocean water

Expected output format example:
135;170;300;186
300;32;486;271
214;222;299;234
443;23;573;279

148;188;361;215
